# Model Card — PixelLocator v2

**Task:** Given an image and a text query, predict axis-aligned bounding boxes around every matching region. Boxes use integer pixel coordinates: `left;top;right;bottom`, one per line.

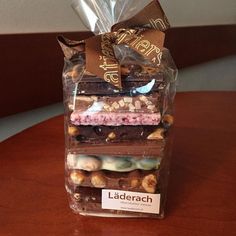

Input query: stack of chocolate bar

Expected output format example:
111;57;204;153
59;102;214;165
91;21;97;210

60;0;177;218
62;60;176;217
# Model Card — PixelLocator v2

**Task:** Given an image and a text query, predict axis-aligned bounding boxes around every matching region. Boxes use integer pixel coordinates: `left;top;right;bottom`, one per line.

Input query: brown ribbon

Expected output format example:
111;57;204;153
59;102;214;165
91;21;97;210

85;0;169;88
85;29;165;88
58;1;170;88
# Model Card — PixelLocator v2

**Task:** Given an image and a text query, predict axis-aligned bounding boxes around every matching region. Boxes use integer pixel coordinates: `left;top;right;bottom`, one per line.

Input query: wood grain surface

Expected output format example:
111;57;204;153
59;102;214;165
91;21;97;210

0;92;236;236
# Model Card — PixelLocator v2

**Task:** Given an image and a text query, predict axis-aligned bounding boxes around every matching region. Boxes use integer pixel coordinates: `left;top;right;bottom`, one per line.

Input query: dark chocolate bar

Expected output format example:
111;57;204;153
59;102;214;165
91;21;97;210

68;125;166;143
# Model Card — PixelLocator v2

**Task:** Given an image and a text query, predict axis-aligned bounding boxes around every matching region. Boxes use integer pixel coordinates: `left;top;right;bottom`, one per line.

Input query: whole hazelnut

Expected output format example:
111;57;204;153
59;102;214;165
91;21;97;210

130;178;140;188
162;114;174;127
68;126;79;136
141;174;157;193
147;128;165;140
70;170;85;185
91;172;107;188
106;132;116;142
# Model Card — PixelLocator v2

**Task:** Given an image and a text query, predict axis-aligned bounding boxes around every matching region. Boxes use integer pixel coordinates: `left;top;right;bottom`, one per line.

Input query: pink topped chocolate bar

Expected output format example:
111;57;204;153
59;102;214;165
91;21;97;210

70;94;161;126
70;111;161;126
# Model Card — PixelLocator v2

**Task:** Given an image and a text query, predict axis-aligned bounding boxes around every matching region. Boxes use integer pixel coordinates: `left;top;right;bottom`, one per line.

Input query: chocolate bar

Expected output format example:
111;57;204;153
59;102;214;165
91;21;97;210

69;94;160;113
68;186;164;218
68;141;166;157
64;64;165;95
67;113;173;145
68;125;165;143
69;94;160;124
67;154;161;172
68;170;159;193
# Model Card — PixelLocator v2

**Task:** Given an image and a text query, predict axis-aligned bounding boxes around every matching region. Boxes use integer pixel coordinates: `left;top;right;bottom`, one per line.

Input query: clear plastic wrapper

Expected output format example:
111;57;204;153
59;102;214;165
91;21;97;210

59;0;177;218
71;0;153;34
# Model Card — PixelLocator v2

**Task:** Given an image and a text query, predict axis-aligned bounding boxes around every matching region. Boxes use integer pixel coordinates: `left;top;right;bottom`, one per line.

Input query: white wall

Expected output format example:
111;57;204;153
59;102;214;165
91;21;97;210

0;0;86;34
0;0;235;34
160;0;236;27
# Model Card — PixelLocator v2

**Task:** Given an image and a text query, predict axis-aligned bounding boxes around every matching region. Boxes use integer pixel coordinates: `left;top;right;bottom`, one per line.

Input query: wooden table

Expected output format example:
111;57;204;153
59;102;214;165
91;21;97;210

1;92;236;236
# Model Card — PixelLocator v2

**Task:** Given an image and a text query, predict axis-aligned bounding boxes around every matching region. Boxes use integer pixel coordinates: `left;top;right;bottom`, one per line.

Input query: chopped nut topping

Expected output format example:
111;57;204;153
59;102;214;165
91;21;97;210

103;104;110;111
124;97;133;103
139;95;148;102
76;96;93;102
118;99;125;107
128;104;135;110
147;105;156;110
73;193;81;201
112;101;120;109
108;132;116;140
145;101;153;106
135;101;141;109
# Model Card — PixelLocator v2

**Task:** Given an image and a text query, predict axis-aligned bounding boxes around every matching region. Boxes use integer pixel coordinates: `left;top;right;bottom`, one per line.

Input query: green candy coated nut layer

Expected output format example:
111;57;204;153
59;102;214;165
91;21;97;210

67;153;161;172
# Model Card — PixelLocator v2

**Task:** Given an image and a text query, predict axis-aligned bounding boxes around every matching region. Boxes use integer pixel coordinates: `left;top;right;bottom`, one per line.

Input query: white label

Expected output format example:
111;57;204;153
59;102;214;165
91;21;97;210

102;189;160;214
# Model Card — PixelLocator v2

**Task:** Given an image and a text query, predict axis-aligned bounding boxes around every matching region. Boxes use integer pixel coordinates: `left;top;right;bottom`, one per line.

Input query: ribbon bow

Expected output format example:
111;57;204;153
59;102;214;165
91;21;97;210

85;28;165;88
59;1;170;88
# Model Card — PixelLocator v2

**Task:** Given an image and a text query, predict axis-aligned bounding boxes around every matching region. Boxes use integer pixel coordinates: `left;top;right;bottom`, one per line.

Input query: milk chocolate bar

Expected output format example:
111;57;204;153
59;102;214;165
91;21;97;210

68;141;166;156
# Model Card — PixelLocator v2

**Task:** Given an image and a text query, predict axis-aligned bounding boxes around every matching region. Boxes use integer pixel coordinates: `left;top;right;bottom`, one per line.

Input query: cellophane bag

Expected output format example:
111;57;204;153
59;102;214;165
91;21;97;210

58;0;177;218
